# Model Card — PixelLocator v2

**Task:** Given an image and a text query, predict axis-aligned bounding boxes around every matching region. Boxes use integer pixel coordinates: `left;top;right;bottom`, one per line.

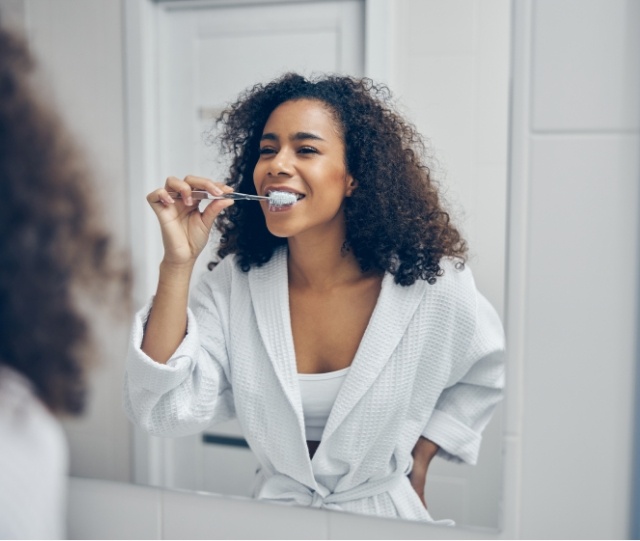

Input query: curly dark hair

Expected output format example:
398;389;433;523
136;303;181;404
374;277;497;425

213;72;466;286
0;27;130;415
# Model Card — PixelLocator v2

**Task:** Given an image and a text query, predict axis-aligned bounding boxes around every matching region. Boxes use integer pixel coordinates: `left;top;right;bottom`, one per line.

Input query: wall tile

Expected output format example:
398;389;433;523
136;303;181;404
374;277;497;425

532;0;640;132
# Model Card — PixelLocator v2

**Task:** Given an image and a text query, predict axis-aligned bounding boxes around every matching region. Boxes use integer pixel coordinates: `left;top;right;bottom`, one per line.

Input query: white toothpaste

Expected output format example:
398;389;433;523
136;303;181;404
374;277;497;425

267;191;298;207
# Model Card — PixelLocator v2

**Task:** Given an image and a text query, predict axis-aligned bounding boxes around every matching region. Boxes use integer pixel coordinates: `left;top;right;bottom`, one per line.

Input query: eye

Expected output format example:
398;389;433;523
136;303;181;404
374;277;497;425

259;147;276;156
298;146;318;154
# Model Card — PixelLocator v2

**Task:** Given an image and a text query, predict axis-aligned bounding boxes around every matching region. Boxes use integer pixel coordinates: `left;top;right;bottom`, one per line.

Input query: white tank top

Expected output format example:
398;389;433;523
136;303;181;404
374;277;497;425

298;366;350;441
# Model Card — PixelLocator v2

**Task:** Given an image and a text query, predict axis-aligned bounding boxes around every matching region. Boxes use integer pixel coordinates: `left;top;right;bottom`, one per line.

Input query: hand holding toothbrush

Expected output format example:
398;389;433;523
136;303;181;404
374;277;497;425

143;175;234;364
146;175;235;269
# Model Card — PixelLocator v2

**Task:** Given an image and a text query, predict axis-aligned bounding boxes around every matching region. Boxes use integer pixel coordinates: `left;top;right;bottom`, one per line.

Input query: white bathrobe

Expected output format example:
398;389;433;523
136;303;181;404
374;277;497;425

0;366;68;539
124;248;505;523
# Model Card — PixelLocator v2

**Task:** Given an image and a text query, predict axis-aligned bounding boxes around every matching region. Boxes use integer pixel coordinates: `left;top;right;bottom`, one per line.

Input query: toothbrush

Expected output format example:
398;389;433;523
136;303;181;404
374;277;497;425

166;190;297;206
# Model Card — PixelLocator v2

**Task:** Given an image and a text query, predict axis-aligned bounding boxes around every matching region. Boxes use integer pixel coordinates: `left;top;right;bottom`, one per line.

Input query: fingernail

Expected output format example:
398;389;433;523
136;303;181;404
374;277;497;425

186;196;194;206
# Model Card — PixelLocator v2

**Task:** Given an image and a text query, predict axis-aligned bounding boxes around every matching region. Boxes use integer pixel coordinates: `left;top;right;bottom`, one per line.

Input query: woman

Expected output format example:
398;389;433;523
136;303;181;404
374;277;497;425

0;26;130;538
125;73;504;523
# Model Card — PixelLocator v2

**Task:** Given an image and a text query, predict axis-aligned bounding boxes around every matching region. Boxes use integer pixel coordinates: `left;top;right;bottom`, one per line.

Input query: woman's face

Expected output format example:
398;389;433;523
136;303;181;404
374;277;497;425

253;98;354;241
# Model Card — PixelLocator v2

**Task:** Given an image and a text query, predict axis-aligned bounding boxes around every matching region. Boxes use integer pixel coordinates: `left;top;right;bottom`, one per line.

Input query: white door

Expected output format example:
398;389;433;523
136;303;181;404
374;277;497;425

153;0;365;495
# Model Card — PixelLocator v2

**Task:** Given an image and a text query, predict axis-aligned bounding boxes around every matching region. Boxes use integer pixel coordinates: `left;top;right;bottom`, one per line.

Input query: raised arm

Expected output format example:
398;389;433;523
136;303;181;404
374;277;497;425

142;175;234;363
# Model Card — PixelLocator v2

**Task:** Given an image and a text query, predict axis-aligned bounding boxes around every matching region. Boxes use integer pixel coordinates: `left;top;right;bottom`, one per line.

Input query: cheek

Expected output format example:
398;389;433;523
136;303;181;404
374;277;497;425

323;168;350;198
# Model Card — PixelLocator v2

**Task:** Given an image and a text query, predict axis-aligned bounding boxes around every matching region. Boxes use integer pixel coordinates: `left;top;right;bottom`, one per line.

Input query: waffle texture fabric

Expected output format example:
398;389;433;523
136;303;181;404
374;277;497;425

124;248;505;523
0;366;68;539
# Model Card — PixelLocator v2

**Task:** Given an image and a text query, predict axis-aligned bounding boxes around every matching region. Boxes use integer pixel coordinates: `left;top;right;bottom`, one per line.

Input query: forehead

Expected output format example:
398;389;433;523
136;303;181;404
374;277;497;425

263;99;342;138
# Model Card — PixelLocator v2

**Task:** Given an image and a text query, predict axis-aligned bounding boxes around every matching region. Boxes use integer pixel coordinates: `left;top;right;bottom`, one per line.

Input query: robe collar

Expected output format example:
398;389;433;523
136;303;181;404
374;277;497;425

247;247;429;465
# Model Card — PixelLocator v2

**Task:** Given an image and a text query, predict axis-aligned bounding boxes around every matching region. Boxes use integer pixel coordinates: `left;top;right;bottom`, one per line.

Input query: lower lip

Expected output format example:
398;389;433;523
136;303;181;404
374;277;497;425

267;198;303;213
268;203;295;213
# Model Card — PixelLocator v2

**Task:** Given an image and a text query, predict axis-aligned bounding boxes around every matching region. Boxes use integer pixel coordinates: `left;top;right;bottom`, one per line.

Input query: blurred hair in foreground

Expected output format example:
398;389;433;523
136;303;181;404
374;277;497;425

0;25;131;415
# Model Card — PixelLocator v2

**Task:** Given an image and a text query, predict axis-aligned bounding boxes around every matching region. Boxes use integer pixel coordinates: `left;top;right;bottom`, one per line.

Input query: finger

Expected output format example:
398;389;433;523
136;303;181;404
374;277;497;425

165;176;197;207
182;175;228;198
201;198;234;230
147;187;175;209
216;181;235;194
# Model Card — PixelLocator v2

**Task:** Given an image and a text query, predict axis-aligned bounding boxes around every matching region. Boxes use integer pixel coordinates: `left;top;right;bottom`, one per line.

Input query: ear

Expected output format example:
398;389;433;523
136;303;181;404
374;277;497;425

345;175;358;197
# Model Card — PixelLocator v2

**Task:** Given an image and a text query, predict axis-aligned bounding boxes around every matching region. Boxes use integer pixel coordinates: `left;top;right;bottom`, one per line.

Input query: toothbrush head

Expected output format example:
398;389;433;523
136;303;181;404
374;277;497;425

267;191;298;207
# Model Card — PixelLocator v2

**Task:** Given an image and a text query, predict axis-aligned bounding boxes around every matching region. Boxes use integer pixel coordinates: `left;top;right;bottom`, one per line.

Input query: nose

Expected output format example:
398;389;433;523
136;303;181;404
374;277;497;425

267;148;293;177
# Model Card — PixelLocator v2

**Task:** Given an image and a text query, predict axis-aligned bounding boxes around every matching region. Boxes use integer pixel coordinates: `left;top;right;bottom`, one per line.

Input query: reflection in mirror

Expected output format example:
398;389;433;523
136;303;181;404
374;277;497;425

0;0;509;533
122;0;511;530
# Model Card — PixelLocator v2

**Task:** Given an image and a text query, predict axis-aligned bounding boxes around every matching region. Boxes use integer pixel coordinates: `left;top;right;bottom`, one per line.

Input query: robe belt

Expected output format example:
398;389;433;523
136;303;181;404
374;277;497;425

257;470;405;510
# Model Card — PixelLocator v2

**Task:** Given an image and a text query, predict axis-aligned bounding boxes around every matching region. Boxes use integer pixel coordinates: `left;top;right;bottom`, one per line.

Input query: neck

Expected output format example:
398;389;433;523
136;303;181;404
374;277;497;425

287;235;363;291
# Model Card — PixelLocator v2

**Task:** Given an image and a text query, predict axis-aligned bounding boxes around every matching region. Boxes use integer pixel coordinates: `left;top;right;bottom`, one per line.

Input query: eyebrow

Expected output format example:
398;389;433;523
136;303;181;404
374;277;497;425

260;131;326;142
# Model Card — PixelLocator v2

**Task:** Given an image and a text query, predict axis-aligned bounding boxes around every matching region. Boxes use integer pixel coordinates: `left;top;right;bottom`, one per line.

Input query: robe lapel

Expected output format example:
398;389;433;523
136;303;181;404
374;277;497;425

247;248;316;485
247;248;302;421
320;273;429;443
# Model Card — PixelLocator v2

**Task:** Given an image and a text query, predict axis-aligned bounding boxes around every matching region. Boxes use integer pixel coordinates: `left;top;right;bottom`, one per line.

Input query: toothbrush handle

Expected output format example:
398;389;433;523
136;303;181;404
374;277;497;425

166;190;268;201
224;192;269;201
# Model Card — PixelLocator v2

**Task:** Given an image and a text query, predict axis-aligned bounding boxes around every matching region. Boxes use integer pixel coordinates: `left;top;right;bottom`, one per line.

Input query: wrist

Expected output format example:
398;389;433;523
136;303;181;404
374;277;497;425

158;260;195;286
413;437;440;462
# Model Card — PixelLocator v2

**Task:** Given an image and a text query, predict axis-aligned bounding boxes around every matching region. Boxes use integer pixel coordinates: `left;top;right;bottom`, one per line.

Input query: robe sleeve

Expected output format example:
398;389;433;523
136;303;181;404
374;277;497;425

123;261;235;438
421;290;505;465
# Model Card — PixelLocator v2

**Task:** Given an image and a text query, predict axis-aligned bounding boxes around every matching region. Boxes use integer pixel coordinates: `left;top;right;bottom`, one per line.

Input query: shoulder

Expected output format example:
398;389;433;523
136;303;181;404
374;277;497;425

194;247;287;298
195;253;243;295
430;258;478;311
0;365;68;489
0;367;67;538
432;259;504;353
408;258;483;343
202;247;287;282
210;253;242;280
0;366;67;452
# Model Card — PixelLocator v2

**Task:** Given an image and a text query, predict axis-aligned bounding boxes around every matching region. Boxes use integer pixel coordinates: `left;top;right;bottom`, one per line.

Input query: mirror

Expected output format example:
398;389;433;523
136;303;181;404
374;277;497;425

128;0;510;530
6;0;510;532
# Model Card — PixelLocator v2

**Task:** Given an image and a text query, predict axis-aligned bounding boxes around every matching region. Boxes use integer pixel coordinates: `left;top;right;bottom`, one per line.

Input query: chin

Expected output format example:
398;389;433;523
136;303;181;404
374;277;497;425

263;213;301;239
264;222;294;239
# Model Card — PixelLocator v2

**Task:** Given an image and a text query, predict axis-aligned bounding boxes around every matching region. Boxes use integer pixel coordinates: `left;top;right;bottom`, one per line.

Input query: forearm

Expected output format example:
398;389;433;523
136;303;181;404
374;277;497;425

409;437;440;508
141;261;194;364
413;437;439;470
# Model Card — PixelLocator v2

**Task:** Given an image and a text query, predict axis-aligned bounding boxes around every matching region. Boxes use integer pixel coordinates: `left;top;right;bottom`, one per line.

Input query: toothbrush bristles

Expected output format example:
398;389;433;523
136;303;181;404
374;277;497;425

268;191;298;206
